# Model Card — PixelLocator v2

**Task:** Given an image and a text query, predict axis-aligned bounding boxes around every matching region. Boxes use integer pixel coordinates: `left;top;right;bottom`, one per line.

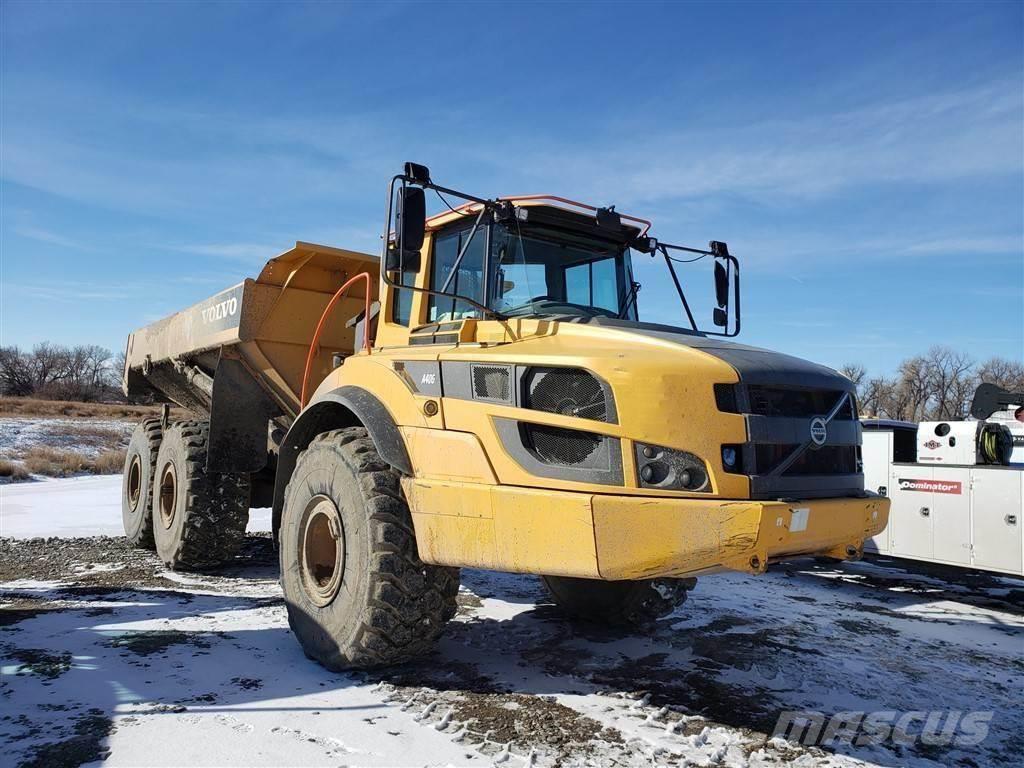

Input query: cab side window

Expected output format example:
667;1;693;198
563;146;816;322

391;268;417;325
427;227;485;321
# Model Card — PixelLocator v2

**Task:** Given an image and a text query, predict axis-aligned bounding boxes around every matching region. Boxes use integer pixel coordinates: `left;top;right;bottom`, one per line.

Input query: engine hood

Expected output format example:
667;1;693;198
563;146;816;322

579;317;853;392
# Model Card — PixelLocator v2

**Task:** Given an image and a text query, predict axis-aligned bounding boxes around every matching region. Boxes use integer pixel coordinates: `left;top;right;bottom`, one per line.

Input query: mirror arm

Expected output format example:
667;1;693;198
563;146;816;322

661;246;699;331
658;242;715;257
380;175;503;321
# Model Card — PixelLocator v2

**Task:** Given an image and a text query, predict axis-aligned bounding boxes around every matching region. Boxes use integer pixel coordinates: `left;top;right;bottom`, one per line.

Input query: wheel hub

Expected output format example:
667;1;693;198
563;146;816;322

126;454;143;512
300;495;345;607
158;462;177;529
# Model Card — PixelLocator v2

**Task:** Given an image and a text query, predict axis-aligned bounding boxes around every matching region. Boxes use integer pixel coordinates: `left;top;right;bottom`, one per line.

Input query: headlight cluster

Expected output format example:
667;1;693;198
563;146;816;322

634;443;711;492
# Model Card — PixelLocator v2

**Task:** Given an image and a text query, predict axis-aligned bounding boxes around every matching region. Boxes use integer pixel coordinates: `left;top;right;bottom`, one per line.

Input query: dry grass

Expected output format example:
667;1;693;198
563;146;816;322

21;447;127;478
60;424;127;450
0;459;30;480
0;396;185;421
91;450;127;474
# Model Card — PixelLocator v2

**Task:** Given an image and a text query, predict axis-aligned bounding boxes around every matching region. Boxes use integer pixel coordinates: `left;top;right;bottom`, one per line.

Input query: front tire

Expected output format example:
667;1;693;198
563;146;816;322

152;421;251;570
541;575;694;627
122;419;162;549
280;427;459;670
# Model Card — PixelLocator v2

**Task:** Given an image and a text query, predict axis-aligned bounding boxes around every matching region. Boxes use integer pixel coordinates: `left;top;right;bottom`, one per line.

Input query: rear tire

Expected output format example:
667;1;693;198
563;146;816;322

152;420;251;570
541;575;694;628
121;419;162;549
280;427;459;670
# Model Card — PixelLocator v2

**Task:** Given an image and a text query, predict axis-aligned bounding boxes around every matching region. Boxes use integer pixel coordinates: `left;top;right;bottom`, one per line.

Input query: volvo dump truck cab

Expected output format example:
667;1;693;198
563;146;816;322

122;164;888;669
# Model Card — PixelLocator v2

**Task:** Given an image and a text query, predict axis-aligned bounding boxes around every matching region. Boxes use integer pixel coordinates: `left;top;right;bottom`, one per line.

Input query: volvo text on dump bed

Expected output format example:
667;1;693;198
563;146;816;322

121;163;888;669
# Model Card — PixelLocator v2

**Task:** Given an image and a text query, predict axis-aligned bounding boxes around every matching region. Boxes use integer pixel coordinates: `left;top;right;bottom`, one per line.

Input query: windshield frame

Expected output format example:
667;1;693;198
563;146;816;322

425;218;639;322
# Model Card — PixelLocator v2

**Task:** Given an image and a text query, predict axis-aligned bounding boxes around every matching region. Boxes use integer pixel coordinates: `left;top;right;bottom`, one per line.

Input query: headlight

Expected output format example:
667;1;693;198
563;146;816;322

634;443;710;492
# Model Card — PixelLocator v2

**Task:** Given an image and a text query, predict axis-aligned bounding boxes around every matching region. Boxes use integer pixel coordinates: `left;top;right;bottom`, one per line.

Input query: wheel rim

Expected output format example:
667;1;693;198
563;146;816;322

299;495;345;607
158;462;177;529
126;454;143;512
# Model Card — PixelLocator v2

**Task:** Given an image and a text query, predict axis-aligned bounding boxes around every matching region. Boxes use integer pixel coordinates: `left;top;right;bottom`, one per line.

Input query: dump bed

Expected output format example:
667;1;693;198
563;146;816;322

124;241;379;421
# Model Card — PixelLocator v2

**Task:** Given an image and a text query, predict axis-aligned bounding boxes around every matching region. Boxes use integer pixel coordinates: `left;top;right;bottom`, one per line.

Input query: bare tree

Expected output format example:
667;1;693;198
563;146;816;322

923;346;975;419
895;355;932;421
838;363;867;400
859;376;894;418
976;357;1024;393
0;346;34;396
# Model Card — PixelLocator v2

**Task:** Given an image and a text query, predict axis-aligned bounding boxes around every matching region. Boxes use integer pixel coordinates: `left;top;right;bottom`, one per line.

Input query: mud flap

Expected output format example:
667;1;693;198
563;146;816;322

208;351;279;473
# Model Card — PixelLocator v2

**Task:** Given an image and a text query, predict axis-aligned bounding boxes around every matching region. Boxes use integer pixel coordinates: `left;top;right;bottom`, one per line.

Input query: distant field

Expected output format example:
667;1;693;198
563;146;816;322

0;396;176;421
0;397;185;482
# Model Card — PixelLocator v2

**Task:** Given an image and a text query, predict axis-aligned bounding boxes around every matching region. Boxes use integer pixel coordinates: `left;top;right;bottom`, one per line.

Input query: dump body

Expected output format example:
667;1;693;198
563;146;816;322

123;241;378;476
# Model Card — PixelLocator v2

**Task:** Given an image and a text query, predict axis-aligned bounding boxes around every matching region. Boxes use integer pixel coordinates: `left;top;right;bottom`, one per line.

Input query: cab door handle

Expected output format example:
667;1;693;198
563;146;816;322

920;507;930;517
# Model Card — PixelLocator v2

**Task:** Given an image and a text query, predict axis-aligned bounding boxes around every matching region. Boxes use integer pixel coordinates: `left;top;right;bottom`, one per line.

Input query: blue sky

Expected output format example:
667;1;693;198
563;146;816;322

1;0;1021;375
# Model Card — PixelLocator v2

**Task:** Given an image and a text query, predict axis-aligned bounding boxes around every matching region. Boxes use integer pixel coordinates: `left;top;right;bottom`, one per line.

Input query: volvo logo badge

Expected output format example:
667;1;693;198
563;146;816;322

809;417;828;447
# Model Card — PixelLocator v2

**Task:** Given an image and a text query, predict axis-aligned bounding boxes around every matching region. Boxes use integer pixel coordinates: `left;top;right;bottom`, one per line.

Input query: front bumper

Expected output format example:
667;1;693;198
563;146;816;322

404;479;889;580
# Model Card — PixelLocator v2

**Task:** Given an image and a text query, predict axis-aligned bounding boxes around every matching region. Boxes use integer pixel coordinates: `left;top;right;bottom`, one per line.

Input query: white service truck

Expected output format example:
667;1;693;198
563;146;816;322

861;385;1024;576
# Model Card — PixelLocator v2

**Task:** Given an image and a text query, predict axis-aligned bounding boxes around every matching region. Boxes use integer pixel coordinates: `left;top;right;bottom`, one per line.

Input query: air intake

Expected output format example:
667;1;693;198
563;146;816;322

471;364;512;403
523;367;615;423
522;424;603;466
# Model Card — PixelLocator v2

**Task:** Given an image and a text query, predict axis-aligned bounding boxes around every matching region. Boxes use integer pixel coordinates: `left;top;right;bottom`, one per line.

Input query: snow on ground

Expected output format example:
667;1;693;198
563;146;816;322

1;476;1022;767
0;475;271;538
0;417;134;459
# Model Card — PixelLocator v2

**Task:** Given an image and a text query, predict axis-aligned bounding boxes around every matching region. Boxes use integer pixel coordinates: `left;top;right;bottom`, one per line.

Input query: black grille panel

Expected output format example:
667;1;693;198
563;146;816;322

522;424;603;465
747;386;853;420
755;444;858;476
471;364;511;402
785;446;858;476
523;367;613;422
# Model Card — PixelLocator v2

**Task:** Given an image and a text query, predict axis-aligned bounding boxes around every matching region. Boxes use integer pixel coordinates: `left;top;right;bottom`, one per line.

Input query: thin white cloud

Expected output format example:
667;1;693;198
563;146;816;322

529;79;1023;206
4;282;135;302
905;236;1023;255
169;242;286;263
1;75;1019;217
12;225;95;250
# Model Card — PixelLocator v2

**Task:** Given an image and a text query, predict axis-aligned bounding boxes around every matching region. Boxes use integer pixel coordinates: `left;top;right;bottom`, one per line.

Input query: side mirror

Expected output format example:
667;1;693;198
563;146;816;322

397;186;425;253
386;187;425;273
714;261;729;308
713;307;728;328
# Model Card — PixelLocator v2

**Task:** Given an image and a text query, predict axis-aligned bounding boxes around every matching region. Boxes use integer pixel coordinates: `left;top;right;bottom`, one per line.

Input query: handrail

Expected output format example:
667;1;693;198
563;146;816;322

300;271;373;408
423;194;652;236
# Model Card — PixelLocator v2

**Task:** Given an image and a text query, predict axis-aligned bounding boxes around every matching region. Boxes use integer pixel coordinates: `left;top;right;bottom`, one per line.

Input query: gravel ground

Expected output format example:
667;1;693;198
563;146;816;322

2;532;1022;768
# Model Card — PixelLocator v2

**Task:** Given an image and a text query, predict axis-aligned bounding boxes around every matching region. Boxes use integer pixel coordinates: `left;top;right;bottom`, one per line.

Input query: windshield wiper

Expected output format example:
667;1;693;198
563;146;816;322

617;280;641;319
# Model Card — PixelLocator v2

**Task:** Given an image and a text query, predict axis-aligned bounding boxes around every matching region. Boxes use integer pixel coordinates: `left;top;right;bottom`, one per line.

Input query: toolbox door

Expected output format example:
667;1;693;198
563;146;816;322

970;468;1023;574
929;467;972;566
890;467;934;561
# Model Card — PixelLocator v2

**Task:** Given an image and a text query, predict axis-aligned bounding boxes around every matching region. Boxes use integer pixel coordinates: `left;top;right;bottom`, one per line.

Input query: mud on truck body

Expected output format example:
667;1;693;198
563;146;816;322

122;163;888;669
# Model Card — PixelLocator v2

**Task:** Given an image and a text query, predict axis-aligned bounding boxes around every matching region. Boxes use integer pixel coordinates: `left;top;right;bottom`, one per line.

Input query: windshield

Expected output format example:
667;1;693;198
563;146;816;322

426;222;639;322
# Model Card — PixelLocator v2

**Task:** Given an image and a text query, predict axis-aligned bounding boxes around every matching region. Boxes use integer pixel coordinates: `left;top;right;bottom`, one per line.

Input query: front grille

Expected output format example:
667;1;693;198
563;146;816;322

747;386;854;420
523;367;612;422
716;381;862;498
785;446;857;476
754;444;858;476
522;424;603;465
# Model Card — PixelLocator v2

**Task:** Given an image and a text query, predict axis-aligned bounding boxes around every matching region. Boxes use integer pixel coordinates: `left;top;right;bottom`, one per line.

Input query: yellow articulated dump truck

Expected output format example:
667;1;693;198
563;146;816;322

122;163;888;669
